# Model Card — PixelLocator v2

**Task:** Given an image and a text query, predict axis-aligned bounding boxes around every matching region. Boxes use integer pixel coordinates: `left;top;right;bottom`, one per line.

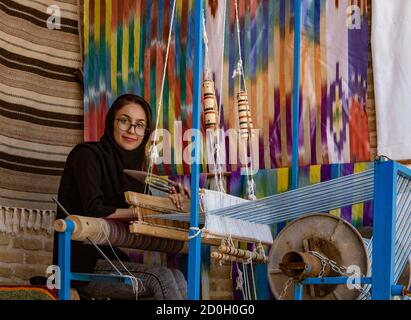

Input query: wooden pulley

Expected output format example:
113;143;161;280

267;213;370;300
237;91;253;139
203;80;218;130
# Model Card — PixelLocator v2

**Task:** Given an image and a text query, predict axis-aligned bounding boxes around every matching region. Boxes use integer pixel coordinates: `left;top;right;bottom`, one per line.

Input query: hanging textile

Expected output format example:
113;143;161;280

83;0;197;175
206;0;370;169
372;0;411;161
83;0;371;175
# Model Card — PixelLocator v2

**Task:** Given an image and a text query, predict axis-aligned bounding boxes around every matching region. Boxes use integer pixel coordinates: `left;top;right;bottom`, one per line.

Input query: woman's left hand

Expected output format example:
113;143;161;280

168;183;190;210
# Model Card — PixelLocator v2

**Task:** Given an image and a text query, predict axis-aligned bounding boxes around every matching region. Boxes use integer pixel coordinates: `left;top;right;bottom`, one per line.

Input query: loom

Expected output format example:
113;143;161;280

54;187;272;300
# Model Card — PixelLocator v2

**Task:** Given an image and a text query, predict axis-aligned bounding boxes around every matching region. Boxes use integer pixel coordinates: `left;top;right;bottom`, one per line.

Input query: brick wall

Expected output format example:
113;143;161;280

0;207;55;284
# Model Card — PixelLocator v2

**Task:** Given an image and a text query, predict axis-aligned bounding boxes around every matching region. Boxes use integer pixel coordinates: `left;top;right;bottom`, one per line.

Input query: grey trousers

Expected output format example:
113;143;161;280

77;260;187;300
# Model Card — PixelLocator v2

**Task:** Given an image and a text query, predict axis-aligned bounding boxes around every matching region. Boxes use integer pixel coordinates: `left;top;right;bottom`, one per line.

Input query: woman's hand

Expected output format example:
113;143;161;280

168;183;191;210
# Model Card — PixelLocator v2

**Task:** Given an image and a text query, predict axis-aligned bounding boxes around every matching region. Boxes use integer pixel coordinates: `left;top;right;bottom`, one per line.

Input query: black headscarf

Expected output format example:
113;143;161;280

75;94;153;207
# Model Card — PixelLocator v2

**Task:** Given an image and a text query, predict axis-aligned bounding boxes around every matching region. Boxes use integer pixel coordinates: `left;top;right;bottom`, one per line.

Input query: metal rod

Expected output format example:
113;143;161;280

53;197;71;217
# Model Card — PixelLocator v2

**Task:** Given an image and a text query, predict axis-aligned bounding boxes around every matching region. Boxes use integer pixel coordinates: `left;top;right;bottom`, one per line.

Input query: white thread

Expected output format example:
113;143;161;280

41;210;48;231
146;0;177;195
34;209;42;231
27;209;34;229
202;5;226;194
149;144;160;165
233;0;255;200
0;207;5;233
202;9;212;80
89;219;145;299
12;207;19;235
99;221;145;300
237;263;248;300
215;0;228;194
5;207;12;234
235;263;244;291
249;259;257;300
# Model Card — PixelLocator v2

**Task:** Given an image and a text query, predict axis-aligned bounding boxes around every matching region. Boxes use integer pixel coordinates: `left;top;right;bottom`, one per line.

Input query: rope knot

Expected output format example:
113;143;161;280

188;227;202;240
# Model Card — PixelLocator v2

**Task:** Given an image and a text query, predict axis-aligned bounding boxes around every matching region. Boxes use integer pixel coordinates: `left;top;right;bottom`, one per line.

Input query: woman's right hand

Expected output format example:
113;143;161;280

168;183;190;210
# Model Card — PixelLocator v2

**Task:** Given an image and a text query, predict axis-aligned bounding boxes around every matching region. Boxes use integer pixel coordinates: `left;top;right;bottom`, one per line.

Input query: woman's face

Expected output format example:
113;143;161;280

113;103;147;151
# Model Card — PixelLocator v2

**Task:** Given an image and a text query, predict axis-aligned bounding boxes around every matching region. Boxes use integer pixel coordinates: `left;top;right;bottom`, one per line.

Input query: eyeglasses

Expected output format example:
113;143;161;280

116;118;147;136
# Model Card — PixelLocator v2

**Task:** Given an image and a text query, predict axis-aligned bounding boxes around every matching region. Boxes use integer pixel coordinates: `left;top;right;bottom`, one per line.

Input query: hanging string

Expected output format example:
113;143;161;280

145;0;177;195
202;6;226;194
232;0;247;93
248;251;257;300
202;9;212;81
215;0;228;194
54;198;144;300
97;219;145;300
233;0;256;200
235;263;246;300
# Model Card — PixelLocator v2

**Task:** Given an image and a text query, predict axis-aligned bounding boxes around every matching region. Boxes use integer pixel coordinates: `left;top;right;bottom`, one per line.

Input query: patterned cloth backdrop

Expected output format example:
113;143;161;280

84;0;370;175
206;0;370;170
84;0;372;300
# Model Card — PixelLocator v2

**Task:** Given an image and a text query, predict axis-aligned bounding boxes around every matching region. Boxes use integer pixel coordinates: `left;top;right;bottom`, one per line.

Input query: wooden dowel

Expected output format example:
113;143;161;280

54;219;67;233
218;244;269;263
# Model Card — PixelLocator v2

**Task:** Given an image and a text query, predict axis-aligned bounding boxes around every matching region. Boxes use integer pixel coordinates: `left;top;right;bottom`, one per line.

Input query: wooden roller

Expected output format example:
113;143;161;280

218;244;269;264
203;80;218;130
211;251;246;263
55;215;221;249
237;91;253;139
54;215;109;242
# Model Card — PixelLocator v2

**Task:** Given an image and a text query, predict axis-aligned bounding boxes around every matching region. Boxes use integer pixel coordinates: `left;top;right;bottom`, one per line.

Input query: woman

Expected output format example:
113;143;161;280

52;94;189;300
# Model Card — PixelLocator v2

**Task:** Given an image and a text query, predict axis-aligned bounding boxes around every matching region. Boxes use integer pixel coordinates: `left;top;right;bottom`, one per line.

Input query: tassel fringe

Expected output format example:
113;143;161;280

0;206;56;235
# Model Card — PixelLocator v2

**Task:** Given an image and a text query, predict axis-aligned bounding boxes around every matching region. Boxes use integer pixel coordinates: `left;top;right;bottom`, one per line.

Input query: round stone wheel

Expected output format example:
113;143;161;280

268;213;370;300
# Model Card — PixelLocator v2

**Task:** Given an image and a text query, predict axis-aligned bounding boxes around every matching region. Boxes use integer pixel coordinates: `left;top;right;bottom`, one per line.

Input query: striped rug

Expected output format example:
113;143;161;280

0;0;83;211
